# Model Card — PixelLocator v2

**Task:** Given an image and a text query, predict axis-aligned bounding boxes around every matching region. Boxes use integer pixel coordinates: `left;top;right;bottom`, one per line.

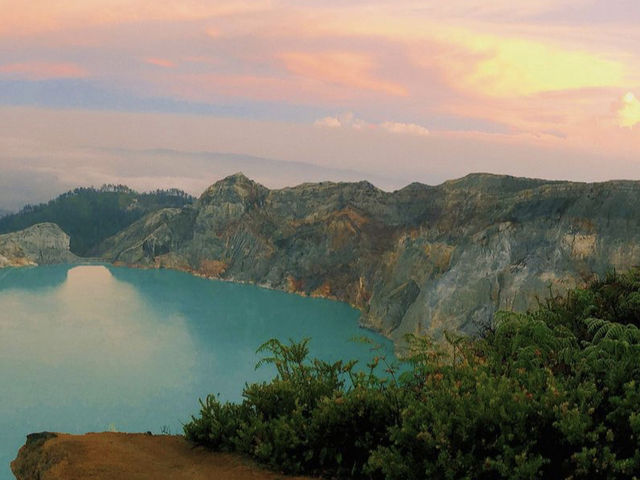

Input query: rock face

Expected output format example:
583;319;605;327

11;432;311;480
0;223;78;268
99;173;640;344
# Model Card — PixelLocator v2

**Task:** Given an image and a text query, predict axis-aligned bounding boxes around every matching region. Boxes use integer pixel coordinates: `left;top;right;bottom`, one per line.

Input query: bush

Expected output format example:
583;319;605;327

185;269;640;479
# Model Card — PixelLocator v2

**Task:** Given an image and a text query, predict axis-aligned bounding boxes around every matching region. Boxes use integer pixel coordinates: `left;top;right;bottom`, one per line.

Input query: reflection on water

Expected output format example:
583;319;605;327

1;266;196;410
0;265;391;479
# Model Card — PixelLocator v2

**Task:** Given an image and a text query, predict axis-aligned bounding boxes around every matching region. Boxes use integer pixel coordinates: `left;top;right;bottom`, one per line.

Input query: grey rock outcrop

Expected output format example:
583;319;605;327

99;173;640;344
0;223;79;267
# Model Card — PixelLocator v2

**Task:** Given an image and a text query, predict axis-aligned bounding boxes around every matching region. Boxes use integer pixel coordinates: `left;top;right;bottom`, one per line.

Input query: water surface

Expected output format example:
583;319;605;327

0;265;391;479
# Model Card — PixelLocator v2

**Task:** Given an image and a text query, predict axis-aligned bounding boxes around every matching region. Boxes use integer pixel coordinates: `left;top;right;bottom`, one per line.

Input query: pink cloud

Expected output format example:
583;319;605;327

145;58;175;68
0;1;273;36
279;51;408;97
183;56;220;66
0;62;87;80
162;69;404;106
1;0;639;161
205;27;222;39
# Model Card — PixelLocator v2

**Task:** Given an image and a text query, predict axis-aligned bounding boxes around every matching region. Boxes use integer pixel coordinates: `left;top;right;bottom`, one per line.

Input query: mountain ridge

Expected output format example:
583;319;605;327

96;172;640;344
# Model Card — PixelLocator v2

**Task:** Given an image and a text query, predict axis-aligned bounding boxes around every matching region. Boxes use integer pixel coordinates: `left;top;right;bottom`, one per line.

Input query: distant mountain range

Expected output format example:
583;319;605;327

4;173;640;344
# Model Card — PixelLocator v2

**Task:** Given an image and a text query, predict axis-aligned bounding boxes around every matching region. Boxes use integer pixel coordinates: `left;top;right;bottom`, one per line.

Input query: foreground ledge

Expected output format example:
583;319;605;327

11;432;313;480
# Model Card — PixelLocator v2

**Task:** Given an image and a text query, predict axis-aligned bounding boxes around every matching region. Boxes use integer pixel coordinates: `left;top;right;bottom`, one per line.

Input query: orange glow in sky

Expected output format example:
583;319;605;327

0;0;639;192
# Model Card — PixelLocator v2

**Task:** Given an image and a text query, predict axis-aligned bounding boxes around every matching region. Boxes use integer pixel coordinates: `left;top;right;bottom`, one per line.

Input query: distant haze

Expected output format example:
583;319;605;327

0;131;412;210
3;107;640;211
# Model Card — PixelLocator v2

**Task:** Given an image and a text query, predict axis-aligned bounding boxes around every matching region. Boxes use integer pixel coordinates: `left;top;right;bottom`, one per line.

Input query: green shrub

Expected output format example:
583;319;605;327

185;269;640;479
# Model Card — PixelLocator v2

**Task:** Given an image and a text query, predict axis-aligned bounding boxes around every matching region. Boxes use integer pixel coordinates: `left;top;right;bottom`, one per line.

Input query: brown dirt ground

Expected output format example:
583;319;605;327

11;432;315;480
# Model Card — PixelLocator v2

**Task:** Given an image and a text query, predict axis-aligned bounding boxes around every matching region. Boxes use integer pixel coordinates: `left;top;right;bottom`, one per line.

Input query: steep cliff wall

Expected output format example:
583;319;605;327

99;173;640;343
0;223;78;267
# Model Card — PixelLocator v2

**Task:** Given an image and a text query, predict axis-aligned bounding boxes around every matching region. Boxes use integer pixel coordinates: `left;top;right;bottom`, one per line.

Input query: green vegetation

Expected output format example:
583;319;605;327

0;185;193;256
185;270;640;479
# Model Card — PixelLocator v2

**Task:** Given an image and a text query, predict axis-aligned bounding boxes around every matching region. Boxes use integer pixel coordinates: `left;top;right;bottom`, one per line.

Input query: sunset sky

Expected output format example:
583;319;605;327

1;0;639;207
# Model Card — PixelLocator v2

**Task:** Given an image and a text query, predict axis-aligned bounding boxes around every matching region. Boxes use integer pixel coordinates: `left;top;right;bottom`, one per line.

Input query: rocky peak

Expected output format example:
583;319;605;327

219;172;252;184
198;173;268;208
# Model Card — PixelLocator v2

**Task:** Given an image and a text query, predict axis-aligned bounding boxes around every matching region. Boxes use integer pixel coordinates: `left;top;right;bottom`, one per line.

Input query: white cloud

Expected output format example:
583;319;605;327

315;113;429;136
314;116;342;128
380;121;429;137
314;112;370;129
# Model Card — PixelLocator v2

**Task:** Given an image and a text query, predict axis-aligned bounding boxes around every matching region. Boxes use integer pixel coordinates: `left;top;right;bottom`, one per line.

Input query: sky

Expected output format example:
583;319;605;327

1;0;640;209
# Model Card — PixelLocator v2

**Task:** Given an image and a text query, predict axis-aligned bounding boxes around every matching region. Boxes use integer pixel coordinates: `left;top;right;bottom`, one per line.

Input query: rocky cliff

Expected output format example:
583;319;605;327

98;173;640;343
0;223;78;268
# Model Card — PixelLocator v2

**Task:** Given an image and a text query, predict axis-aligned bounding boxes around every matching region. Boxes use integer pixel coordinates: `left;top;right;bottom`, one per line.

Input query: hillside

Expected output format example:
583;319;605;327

98;172;640;342
0;186;194;256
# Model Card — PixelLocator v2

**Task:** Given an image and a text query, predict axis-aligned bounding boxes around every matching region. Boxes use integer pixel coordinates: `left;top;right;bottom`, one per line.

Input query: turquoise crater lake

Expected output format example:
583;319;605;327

0;265;392;479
